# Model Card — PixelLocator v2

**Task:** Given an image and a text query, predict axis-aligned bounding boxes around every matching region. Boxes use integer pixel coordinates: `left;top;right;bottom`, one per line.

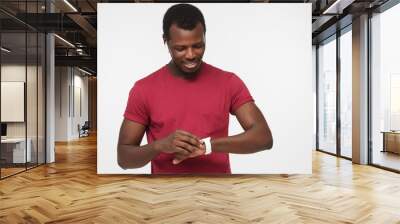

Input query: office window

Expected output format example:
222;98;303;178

318;36;337;154
371;3;400;171
340;28;352;158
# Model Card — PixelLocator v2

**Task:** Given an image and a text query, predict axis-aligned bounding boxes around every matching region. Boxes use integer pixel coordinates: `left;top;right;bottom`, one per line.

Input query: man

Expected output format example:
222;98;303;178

117;3;273;174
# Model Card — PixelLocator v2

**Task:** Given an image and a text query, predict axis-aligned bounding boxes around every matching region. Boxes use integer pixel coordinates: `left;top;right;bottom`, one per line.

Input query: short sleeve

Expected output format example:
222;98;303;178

123;82;149;126
229;73;254;114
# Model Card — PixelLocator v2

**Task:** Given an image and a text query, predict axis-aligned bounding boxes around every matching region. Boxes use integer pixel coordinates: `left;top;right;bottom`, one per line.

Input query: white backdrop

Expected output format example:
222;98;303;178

98;3;312;174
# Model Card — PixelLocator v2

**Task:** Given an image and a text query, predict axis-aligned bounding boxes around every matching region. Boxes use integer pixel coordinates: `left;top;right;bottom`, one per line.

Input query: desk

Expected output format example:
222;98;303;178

381;131;400;154
1;138;31;163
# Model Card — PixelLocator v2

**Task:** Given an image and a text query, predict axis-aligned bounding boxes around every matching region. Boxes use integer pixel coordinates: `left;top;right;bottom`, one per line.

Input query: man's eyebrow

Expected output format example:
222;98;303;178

173;42;203;47
173;44;186;48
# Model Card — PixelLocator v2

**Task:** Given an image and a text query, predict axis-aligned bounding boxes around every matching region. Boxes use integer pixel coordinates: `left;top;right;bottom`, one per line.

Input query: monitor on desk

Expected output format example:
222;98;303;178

1;123;7;139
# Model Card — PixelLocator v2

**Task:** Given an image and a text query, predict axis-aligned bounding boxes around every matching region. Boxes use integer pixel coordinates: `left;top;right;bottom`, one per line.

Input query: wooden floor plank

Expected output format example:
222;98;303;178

1;134;400;223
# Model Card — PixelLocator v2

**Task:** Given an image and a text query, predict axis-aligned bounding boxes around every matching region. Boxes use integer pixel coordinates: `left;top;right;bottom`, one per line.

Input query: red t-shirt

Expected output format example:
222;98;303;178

124;62;254;174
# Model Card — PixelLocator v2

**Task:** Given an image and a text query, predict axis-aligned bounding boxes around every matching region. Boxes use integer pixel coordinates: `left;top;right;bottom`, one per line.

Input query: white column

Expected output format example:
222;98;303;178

46;33;55;163
45;1;55;163
352;14;369;164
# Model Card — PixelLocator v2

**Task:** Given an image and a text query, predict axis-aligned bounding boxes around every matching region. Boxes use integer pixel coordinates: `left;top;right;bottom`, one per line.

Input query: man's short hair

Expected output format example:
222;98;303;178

163;3;206;41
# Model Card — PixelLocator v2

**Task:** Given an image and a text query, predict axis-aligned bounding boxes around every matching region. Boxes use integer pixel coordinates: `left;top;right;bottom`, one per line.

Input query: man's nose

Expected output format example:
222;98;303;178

185;48;195;60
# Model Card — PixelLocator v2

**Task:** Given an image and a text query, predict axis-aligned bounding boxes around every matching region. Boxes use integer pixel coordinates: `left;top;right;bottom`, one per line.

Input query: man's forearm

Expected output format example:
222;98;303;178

117;142;160;169
211;125;273;154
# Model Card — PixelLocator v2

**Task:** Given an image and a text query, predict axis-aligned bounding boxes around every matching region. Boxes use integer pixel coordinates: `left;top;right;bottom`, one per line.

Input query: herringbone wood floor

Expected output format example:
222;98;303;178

1;134;400;224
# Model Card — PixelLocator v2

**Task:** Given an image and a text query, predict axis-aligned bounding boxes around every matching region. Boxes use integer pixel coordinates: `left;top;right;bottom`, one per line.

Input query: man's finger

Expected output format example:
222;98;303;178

178;135;201;147
175;141;197;153
177;130;201;142
174;147;205;164
172;158;183;165
174;145;191;155
188;149;205;158
172;153;187;165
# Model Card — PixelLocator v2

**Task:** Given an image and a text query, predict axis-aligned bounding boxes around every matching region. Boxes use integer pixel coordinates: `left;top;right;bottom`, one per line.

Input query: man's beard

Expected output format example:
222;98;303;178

170;60;201;80
180;69;198;79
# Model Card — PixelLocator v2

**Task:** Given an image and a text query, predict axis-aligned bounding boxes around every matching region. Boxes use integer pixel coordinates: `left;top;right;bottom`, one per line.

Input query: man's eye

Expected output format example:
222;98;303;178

175;47;185;51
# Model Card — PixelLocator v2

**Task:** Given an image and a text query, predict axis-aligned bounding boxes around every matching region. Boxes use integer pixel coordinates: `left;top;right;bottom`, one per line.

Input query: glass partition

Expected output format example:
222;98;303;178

0;1;46;179
1;31;28;177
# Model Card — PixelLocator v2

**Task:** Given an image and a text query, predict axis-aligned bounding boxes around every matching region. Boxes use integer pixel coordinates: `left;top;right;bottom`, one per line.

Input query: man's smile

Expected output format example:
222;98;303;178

183;62;198;69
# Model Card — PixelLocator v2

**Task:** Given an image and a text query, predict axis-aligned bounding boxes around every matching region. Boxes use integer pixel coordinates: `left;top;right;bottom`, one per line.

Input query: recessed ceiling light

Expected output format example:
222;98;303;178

63;0;78;12
1;47;11;53
77;67;93;76
54;34;75;48
323;0;354;15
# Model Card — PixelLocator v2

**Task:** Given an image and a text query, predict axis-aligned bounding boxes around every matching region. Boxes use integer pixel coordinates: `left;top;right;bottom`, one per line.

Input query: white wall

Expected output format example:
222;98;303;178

55;66;69;141
98;3;312;174
71;71;89;138
55;67;89;141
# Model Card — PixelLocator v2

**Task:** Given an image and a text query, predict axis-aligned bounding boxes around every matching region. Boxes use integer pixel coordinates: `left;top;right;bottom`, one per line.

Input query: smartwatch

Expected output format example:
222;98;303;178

203;137;212;155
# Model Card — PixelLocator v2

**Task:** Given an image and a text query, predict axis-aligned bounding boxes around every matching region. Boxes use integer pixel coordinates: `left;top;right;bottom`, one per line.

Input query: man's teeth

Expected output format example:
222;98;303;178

185;63;197;68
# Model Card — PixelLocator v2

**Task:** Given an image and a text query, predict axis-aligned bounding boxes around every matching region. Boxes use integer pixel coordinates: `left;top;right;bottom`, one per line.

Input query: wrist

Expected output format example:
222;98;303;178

152;140;162;153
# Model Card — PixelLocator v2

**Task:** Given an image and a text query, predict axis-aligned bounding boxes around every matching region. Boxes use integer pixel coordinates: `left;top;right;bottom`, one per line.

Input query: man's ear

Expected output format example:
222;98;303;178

162;34;167;44
164;37;172;55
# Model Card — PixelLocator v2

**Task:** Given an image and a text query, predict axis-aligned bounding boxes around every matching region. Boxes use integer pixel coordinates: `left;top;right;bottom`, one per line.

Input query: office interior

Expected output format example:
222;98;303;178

0;0;97;179
0;0;400;223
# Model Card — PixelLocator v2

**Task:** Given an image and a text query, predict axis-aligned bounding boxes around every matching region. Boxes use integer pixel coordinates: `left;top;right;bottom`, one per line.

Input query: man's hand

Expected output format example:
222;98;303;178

154;130;203;157
172;142;206;164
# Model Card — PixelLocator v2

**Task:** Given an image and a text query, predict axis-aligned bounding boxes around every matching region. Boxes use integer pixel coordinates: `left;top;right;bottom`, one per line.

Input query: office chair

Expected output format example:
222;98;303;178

79;121;90;138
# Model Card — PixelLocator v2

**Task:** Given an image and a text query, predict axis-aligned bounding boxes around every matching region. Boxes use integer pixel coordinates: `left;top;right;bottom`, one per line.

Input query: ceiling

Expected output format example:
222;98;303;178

0;0;393;75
